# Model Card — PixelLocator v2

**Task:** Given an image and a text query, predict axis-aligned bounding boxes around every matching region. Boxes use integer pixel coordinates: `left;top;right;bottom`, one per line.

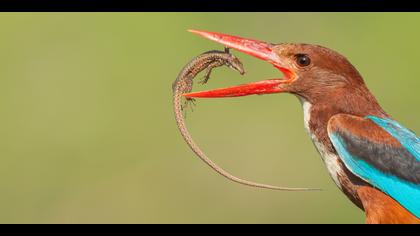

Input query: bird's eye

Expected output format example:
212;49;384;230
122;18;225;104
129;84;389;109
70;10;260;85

295;54;311;67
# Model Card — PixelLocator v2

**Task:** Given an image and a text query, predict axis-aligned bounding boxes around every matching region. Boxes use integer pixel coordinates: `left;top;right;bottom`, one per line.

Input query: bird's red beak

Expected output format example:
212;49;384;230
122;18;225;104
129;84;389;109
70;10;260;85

183;30;295;98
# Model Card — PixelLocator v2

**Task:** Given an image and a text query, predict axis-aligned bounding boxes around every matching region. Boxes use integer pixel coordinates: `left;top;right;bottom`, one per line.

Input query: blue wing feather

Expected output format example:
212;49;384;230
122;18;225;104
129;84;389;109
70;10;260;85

366;116;420;162
328;115;420;218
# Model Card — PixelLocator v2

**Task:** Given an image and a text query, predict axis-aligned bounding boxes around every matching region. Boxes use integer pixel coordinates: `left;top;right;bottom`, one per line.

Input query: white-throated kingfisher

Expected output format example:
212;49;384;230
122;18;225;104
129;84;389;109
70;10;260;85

183;30;420;224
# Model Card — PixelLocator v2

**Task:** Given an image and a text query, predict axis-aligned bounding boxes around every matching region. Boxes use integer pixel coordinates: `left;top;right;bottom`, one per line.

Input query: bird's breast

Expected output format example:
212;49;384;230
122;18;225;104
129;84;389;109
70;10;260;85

301;99;344;190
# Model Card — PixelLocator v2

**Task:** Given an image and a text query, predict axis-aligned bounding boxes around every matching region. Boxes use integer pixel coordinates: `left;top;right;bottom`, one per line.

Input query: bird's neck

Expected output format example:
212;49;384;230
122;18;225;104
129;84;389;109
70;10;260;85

298;83;387;209
301;83;387;152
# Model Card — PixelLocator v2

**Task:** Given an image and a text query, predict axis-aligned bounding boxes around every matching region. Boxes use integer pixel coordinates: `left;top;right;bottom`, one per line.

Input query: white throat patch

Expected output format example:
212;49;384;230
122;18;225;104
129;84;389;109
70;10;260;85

298;97;342;189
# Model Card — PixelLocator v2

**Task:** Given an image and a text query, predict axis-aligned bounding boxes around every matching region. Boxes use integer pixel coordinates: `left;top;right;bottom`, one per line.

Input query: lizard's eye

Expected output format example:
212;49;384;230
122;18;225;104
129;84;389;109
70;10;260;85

295;54;311;67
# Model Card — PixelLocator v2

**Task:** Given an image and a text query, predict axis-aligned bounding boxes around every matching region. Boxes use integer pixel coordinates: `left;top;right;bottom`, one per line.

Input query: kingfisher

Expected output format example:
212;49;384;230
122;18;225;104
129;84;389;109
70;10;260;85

183;30;420;224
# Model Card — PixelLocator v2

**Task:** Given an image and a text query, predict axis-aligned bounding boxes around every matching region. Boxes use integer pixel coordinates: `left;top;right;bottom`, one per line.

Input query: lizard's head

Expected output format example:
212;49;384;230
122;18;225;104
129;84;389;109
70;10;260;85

225;54;245;75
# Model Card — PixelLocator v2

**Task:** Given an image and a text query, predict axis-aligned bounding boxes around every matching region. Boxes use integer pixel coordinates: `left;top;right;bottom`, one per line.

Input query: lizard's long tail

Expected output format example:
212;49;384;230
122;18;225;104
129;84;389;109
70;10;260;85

173;93;320;191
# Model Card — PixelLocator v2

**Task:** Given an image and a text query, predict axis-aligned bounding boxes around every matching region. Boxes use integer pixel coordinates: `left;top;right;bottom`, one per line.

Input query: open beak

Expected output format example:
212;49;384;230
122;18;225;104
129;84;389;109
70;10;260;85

183;30;295;98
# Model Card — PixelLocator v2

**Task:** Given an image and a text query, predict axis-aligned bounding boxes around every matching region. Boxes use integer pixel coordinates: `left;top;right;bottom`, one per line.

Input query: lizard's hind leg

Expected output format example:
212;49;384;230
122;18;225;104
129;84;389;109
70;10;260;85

181;98;196;117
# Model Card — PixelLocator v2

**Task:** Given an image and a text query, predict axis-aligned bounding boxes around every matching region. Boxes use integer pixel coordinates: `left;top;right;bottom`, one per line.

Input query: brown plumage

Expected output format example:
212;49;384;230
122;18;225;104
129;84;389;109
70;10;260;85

182;30;419;223
358;186;420;224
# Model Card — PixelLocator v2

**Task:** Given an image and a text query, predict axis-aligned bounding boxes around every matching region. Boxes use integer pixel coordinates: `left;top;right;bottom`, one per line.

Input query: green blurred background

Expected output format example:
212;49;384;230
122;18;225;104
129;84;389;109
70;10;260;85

0;13;418;223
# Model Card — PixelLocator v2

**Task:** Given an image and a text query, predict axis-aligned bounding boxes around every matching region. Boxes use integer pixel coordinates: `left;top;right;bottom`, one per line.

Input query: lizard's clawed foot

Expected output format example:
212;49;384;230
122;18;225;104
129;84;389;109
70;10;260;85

199;76;210;85
188;98;197;109
181;98;197;113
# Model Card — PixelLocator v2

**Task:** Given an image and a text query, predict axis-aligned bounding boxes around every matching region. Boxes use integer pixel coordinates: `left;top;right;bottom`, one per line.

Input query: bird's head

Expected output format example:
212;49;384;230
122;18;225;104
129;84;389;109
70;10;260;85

184;30;366;103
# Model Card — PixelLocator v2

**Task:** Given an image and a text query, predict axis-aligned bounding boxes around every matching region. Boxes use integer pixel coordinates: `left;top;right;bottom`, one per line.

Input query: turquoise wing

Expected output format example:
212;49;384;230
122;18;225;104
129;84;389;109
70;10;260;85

327;114;420;218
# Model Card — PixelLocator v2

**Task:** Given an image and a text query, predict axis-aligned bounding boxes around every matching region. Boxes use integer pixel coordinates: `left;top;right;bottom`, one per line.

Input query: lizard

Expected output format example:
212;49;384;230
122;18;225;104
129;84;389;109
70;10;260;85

172;48;319;191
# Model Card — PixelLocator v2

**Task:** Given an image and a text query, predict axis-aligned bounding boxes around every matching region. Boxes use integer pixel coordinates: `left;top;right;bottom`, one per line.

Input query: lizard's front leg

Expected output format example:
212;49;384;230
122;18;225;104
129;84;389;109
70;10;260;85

199;61;223;85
